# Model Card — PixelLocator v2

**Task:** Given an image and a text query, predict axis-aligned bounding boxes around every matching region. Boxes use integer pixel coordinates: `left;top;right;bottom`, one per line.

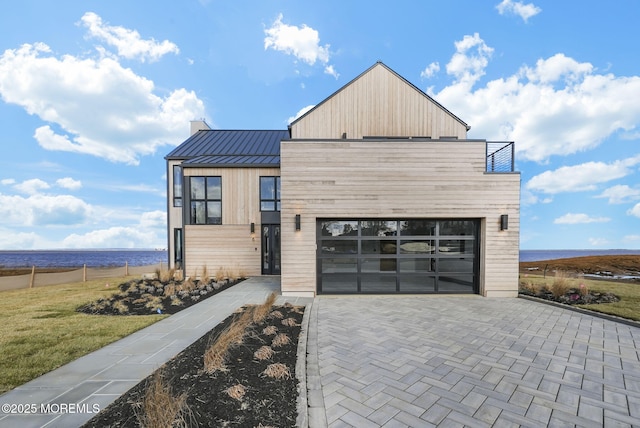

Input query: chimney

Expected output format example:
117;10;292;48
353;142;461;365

190;119;211;136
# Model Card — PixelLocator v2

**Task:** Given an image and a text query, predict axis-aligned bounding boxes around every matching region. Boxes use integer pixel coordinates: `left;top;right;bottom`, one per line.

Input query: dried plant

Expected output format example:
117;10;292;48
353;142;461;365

215;267;226;282
252;292;277;324
113;300;129;315
261;363;292;380
145;296;164;312
550;271;572;298
270;310;283;319
281;318;298;327
254;346;275;361
170;296;184;307
225;384;246;401
578;282;589;296
164;283;177;297
136;370;189;428
159;268;176;283
201;265;210;284
262;325;278;336
271;333;291;348
204;309;254;374
226;268;238;282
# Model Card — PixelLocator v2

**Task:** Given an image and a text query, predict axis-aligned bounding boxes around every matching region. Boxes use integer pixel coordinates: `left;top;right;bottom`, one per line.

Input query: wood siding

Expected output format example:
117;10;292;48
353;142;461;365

179;167;279;275
290;64;468;140
280;140;520;297
184;225;261;277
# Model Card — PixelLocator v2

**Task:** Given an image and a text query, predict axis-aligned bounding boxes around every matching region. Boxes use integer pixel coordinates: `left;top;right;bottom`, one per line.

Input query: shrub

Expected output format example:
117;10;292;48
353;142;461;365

225;384;246;401
253;346;275;361
271;333;291;348
550;271;572;298
136;370;189;428
261;363;292;380
215;267;226;282
201;265;210;285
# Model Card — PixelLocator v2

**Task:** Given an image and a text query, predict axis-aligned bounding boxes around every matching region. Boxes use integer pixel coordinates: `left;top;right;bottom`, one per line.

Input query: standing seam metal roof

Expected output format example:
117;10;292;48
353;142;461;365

165;129;290;160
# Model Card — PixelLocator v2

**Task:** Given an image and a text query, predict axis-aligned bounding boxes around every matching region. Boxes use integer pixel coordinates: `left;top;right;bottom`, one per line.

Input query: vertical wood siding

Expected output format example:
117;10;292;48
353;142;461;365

290;64;468;140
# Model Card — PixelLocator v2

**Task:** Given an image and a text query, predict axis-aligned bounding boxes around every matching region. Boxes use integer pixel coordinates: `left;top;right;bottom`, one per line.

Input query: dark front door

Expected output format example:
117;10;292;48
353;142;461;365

262;224;281;275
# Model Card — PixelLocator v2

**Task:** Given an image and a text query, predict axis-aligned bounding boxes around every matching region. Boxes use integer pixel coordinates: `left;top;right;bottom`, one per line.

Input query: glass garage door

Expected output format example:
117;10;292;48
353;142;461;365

317;219;479;294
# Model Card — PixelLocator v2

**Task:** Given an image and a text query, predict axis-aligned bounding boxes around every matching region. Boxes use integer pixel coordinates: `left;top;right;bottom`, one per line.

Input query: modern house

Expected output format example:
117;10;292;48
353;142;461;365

165;62;520;297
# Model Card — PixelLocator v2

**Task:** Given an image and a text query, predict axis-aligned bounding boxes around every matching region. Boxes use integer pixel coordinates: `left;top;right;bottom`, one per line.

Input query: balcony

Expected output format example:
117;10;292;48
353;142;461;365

486;142;515;172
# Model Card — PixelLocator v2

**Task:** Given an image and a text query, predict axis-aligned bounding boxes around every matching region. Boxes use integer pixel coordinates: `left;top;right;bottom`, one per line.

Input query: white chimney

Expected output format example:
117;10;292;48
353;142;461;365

190;119;211;136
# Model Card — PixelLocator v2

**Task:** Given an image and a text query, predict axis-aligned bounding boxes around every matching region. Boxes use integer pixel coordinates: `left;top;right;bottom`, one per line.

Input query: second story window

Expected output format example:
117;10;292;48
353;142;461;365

190;176;222;224
260;176;280;211
173;165;183;207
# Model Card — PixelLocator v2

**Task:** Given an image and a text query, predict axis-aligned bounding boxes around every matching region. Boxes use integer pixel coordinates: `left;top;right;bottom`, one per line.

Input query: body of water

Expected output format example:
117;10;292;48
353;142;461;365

0;249;168;268
520;249;640;262
0;249;638;268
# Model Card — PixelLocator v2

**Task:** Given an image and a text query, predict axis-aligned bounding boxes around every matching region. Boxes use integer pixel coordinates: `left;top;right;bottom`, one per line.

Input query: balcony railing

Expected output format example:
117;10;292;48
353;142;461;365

486;142;514;172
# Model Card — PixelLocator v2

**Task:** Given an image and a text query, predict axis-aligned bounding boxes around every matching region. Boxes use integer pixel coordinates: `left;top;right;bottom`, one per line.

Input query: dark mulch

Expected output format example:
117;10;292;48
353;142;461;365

82;303;304;427
77;277;243;316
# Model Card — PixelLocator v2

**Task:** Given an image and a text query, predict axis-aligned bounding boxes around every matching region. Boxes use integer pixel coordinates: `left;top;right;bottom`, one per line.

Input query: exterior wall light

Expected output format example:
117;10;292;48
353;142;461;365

500;214;508;231
295;214;301;231
250;222;255;234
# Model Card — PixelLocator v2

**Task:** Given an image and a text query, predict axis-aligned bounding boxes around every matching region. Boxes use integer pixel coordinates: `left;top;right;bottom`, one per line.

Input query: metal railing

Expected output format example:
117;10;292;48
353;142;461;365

486;142;515;172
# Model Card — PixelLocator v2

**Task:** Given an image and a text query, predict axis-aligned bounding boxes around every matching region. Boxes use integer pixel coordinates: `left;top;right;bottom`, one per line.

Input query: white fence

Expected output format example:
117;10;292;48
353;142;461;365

0;263;165;292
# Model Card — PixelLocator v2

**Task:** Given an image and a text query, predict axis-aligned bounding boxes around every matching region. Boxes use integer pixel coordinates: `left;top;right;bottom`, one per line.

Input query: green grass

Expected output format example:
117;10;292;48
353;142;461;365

520;274;640;322
0;277;166;394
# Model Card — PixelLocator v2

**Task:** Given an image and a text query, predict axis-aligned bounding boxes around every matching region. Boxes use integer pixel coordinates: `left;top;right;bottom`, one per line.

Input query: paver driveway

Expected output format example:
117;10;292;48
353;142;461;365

309;296;640;427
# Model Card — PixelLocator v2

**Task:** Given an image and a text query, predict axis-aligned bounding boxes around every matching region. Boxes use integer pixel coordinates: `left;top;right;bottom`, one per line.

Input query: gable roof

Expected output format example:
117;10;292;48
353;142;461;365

165;129;290;162
288;61;470;131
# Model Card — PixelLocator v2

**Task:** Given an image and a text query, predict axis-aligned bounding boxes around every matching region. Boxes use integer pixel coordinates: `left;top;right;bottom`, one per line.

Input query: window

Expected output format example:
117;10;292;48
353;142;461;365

174;228;183;269
260;176;280;211
190;176;221;224
173;165;183;207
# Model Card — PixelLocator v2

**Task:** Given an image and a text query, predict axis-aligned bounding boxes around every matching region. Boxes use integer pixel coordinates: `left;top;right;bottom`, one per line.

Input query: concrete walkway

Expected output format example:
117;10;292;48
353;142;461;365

305;295;640;427
0;276;310;428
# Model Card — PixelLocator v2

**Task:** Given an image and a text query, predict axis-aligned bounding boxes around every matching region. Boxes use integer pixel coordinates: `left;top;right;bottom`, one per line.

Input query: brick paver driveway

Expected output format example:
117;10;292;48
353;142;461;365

310;296;640;427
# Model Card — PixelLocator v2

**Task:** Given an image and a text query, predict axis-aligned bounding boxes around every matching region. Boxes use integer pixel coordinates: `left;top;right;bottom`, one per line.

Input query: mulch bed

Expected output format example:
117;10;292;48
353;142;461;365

82;302;304;427
519;287;620;305
77;276;243;316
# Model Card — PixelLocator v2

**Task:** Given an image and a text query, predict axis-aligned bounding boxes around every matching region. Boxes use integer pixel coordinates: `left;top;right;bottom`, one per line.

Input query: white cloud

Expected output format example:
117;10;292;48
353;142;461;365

324;64;339;79
140;210;166;228
14;178;50;195
554;213;610;224
288;104;315;124
264;14;337;76
421;62;440;79
0;42;205;164
445;33;493;89
526;156;640;194
0;192;92;226
80;12;179;62
623;234;640;242
588;237;610;247
56;177;82;190
628;203;640;218
1;178;16;186
496;0;541;22
431;34;640;163
596;184;640;204
61;210;166;248
0;228;46;250
61;226;161;248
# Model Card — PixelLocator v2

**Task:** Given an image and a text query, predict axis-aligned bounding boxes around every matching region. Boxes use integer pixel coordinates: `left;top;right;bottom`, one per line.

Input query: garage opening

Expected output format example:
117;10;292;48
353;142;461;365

317;219;479;294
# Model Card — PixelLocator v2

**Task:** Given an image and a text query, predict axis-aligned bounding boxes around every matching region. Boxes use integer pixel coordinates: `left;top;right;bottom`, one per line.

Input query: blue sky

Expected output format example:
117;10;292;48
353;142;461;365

1;0;639;250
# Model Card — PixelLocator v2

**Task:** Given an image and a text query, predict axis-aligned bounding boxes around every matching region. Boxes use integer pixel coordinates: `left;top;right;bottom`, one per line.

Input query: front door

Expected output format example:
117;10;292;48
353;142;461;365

261;224;281;275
